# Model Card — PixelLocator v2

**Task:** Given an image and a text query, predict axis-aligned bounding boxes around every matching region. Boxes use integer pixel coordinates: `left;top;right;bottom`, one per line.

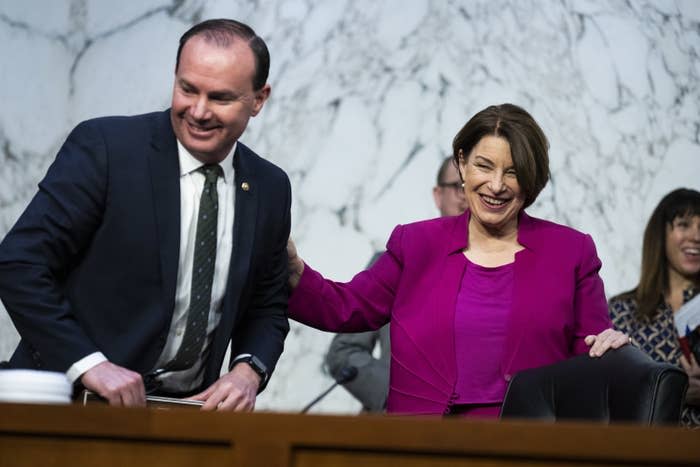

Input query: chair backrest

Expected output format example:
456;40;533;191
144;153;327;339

500;346;688;425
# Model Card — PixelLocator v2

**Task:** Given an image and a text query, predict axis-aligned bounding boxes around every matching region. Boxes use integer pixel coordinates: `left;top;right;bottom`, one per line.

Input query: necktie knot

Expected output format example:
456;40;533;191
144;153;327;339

198;164;222;184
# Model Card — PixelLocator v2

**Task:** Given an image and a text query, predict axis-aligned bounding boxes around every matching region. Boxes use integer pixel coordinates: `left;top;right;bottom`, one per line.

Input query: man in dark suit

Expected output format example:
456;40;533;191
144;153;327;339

0;19;290;411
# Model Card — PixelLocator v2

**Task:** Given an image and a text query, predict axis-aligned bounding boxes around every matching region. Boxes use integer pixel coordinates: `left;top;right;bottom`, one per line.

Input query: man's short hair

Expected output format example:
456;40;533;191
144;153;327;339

176;18;270;91
436;156;456;185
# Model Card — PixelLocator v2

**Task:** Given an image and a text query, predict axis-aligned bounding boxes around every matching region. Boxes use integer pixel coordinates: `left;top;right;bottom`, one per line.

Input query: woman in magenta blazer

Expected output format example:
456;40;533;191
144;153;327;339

288;104;629;416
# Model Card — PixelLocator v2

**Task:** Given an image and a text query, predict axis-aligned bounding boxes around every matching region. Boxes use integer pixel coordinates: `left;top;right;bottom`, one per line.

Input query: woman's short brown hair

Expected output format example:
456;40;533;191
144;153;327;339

452;103;550;208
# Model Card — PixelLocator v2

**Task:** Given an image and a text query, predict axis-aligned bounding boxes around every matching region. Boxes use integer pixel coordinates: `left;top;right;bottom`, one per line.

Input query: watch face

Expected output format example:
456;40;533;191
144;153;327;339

248;356;267;377
234;355;267;384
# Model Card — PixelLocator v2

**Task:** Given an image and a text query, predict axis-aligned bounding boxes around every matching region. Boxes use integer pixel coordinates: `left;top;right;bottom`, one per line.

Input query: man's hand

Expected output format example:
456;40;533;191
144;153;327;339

191;363;261;411
80;361;146;407
584;328;630;357
680;353;700;407
287;238;305;290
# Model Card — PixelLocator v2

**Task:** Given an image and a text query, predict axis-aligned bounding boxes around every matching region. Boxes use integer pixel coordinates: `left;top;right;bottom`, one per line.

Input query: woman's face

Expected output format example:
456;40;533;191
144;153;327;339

666;214;700;280
459;135;525;234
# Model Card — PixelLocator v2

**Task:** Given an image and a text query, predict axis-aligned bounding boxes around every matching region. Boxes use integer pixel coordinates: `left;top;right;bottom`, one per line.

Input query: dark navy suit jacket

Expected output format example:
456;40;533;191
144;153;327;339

0;109;290;391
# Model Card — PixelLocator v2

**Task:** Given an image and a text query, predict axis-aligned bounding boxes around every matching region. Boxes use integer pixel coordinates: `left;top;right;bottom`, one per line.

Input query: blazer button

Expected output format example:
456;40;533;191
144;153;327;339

504;374;512;382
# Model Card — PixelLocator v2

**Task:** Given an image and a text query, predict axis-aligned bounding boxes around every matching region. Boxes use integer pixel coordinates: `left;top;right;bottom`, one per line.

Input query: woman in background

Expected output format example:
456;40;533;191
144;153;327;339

288;103;629;417
609;188;700;426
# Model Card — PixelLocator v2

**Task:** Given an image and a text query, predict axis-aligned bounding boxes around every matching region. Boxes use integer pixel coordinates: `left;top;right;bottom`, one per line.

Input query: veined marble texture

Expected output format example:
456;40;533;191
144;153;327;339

0;0;698;413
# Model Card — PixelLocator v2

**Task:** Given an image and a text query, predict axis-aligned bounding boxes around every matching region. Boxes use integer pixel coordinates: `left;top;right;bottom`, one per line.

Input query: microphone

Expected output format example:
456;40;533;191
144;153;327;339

300;366;358;414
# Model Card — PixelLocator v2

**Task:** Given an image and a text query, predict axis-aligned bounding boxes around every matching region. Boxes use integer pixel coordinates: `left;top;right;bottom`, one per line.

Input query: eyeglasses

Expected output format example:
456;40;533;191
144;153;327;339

438;181;464;196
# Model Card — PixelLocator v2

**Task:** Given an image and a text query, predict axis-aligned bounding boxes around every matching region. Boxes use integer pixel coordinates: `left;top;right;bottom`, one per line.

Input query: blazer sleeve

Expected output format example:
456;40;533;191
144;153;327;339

571;233;613;355
288;225;406;333
325;326;390;412
0;121;107;370
229;173;292;383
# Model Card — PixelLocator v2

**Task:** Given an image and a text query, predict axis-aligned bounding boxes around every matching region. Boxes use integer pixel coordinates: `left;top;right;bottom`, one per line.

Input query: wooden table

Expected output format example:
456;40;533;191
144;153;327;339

0;403;698;466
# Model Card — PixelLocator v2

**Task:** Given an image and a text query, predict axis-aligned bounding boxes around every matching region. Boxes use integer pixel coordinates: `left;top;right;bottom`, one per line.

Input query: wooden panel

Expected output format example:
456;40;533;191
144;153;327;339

0;403;699;467
293;449;622;467
0;435;232;467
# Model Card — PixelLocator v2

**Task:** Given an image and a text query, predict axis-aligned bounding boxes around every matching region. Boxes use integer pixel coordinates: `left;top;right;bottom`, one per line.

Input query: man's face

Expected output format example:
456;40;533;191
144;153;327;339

433;161;468;217
171;35;270;163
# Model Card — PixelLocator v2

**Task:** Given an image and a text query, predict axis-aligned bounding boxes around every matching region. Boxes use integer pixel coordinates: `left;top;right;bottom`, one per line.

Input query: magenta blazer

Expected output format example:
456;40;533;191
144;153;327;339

288;210;612;415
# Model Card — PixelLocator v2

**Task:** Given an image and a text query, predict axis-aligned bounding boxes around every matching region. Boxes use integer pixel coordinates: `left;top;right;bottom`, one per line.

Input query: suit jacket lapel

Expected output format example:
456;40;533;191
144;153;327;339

147;110;180;316
421;213;469;392
226;144;259;311
204;145;259;381
502;212;537;374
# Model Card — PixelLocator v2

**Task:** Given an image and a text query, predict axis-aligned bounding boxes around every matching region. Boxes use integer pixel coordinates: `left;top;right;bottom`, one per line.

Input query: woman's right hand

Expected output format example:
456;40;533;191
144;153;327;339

287;238;305;290
680;354;700;407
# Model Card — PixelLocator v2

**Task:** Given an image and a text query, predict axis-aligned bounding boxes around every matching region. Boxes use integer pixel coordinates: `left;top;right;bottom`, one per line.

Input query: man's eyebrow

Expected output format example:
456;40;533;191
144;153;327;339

209;91;237;99
178;78;196;89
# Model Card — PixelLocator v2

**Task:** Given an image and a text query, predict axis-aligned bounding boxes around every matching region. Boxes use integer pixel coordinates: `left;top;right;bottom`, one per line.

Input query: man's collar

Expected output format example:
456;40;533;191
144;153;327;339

176;141;237;183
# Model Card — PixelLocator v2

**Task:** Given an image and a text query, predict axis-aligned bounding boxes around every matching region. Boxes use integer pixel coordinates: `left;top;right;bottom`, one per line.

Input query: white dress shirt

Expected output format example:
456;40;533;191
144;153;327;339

67;141;237;393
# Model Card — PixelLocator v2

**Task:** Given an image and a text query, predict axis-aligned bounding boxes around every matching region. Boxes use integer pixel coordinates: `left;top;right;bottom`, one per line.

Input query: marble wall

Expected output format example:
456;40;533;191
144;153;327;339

0;0;698;413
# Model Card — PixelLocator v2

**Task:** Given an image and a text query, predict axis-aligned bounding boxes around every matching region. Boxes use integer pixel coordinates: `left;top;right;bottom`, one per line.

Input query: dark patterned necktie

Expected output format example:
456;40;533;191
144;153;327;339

166;164;222;371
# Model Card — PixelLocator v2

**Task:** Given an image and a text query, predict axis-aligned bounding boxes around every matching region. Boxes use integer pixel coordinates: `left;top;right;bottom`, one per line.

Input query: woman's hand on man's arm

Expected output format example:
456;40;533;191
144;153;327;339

287;238;305;290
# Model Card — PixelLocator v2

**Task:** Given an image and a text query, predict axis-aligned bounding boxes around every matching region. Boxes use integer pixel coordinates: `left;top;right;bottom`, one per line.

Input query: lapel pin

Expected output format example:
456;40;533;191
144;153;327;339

241;182;250;192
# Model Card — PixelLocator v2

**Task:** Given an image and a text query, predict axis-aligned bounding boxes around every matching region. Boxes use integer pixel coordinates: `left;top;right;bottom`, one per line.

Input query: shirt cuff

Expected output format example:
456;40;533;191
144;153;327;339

66;352;107;383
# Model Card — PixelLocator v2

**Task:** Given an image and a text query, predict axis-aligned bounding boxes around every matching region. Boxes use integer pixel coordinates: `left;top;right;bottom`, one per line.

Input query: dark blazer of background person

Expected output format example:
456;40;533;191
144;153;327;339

0;108;290;391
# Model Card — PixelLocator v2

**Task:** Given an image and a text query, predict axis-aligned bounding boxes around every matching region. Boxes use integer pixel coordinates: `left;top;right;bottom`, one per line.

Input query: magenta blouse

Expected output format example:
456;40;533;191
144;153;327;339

454;257;514;406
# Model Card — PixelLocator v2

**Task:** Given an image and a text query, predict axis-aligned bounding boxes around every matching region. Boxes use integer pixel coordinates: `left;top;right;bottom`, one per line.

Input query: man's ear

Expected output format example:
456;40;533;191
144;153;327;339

251;84;271;116
432;186;443;212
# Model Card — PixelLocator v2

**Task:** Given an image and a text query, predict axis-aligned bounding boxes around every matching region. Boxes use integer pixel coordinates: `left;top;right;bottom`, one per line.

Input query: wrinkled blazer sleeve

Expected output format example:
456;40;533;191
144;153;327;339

571;233;612;355
325;326;390;411
0;121;107;370
288;225;407;332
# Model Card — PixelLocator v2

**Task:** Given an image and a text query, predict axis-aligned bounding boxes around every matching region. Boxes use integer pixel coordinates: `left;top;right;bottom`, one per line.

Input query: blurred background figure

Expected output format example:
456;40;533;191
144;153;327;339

324;157;466;412
288;103;629;417
432;157;469;217
609;188;700;426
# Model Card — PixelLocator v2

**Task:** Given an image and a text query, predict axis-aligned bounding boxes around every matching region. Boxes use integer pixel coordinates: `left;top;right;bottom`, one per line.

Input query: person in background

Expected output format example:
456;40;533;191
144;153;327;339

432;156;470;217
288;103;628;417
609;188;700;426
0;19;290;411
324;157;467;412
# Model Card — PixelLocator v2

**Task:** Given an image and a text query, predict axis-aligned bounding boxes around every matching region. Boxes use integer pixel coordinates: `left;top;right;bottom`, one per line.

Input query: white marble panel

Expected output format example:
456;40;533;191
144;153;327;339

0;0;698;414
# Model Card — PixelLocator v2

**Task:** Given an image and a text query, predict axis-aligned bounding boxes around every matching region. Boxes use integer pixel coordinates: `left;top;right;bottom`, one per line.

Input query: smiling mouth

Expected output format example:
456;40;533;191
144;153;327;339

683;247;700;257
185;120;218;135
480;194;510;207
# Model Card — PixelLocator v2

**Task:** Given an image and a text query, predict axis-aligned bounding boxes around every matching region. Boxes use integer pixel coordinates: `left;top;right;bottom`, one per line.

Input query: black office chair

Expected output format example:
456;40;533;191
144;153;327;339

500;345;688;425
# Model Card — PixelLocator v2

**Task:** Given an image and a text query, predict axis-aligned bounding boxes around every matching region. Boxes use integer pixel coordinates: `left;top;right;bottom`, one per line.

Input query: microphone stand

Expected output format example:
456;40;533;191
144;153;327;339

300;366;358;414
